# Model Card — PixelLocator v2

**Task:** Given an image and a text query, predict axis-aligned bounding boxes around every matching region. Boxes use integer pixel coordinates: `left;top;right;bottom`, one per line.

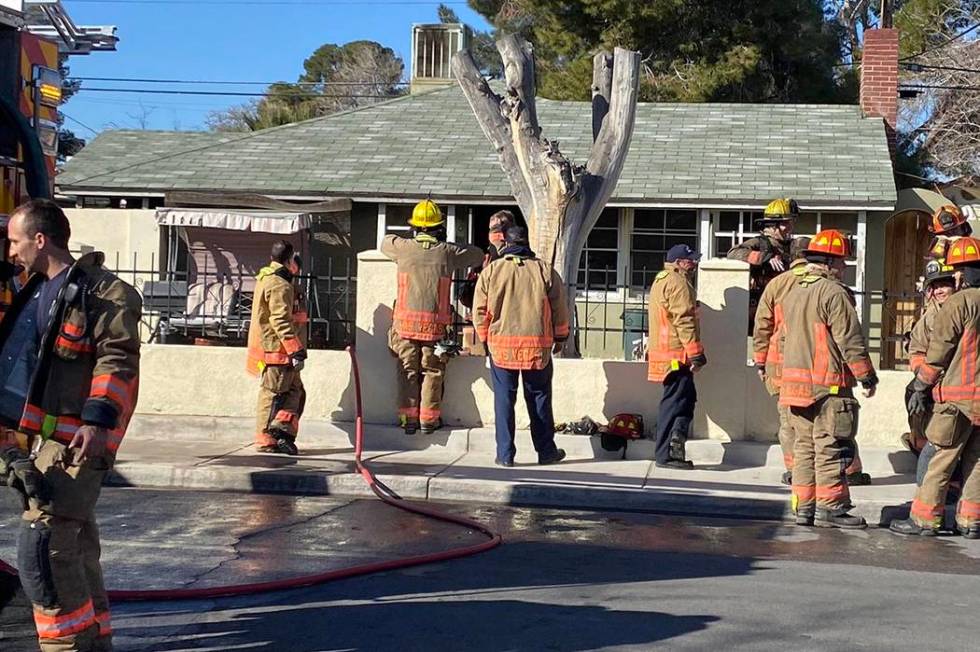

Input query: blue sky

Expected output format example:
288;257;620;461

58;0;492;136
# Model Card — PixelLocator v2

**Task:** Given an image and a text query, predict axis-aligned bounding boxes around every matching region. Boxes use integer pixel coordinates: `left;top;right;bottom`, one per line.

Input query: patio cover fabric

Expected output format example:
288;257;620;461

155;208;311;234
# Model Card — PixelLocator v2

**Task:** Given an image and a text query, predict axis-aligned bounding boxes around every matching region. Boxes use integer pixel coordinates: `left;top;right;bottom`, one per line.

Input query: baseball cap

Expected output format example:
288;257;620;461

666;244;702;263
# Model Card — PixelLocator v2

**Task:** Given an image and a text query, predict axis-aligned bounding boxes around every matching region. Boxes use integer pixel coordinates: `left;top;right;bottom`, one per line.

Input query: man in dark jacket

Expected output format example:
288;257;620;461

0;199;141;651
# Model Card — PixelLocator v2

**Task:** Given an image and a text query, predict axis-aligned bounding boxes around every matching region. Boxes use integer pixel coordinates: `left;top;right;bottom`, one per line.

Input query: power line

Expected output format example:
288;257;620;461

75;86;398;98
899;21;980;62
70;76;409;86
62;112;100;136
901;62;980;75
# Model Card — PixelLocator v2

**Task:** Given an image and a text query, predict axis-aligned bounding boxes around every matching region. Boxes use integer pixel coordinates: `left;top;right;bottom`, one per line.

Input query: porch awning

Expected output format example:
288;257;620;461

154;208;312;234
892;188;950;217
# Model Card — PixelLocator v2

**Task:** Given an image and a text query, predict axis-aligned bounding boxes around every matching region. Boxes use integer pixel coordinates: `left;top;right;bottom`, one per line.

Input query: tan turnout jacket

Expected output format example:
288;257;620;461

728;235;792;291
778;266;875;407
647;263;703;383
917;288;980;423
246;262;306;376
0;252;141;458
382;234;483;342
908;300;941;375
753;261;807;394
473;252;570;370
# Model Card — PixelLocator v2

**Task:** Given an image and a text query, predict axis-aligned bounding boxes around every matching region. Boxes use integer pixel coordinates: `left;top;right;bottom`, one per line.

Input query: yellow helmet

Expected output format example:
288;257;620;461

762;198;800;221
409;199;444;228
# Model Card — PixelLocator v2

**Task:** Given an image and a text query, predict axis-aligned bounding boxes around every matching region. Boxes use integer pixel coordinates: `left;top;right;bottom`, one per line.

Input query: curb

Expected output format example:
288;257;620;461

106;461;913;527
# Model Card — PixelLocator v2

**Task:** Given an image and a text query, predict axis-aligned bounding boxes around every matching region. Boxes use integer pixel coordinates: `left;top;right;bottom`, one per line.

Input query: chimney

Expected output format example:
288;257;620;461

410;23;470;94
860;28;899;156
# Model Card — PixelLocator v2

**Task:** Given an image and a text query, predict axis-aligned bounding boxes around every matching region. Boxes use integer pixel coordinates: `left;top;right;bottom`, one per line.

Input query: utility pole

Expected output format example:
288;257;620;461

880;0;893;29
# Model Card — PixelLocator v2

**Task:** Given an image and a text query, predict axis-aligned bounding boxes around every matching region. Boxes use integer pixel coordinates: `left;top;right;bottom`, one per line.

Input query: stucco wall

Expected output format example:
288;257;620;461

65;208;160;270
133;251;908;450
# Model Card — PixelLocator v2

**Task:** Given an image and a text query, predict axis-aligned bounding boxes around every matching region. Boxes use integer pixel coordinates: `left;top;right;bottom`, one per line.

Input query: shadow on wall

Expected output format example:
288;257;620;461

693;286;752;441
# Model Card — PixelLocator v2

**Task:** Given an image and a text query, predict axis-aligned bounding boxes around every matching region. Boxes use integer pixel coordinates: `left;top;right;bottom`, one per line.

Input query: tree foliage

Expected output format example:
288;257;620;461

467;0;853;103
207;40;405;132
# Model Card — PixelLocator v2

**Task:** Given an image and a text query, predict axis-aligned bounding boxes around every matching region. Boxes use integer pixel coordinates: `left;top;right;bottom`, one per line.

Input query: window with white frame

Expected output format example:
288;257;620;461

577;208;620;289
713;210;859;290
630;208;698;289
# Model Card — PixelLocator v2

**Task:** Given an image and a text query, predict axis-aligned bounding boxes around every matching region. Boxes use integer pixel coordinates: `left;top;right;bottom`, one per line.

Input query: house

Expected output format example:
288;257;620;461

55;28;904;363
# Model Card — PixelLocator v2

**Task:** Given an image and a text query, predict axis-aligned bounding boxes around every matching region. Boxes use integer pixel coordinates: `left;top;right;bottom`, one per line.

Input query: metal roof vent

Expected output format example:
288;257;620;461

410;22;470;94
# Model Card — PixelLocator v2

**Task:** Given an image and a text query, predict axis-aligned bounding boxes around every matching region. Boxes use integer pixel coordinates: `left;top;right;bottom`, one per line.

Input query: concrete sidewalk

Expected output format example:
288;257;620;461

111;415;923;526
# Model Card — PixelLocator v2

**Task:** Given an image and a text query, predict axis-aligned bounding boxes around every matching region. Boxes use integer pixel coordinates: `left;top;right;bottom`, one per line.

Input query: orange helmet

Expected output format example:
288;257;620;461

806;229;852;258
945;236;980;267
930;204;968;235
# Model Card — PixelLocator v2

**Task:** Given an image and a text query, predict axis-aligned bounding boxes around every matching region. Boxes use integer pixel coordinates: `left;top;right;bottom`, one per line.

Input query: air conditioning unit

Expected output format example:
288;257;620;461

410;23;470;94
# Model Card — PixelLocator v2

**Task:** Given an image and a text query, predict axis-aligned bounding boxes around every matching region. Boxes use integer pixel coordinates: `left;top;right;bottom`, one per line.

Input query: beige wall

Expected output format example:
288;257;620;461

133;252;908;450
65;208;160;271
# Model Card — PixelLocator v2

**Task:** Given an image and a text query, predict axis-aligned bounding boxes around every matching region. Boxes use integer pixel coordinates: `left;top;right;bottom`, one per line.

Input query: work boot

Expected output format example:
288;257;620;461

656;459;694;470
815;507;867;529
668;432;688;462
403;423;418;435
494;458;514;468
538;449;567;465
889;518;940;537
959;524;980;539
257;444;277;453
420;419;442;435
795;507;815;527
781;471;792;486
846;471;872;486
275;437;299;456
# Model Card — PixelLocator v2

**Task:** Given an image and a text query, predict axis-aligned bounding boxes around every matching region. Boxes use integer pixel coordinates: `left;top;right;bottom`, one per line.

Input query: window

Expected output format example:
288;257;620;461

713;210;761;256
577;208;620;289
713;210;859;291
630;208;697;289
382;203;414;237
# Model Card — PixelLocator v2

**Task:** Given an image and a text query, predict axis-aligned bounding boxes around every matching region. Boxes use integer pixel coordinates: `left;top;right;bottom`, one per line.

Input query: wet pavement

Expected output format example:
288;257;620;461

1;487;978;650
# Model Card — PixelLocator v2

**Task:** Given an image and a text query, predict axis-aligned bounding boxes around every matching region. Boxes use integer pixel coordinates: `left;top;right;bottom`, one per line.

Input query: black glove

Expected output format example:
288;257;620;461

689;353;707;369
860;374;879;390
906;378;932;416
0;448;48;510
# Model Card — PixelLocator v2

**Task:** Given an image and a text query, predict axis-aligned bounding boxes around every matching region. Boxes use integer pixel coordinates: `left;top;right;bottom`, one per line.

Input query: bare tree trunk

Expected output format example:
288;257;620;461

452;37;640;357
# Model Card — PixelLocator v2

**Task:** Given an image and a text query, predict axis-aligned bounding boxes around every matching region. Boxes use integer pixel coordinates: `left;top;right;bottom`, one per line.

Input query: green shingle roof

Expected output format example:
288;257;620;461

58;84;896;206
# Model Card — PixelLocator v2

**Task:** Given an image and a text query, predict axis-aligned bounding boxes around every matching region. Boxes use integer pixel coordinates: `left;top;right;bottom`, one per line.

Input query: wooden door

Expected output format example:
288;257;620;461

882;211;931;369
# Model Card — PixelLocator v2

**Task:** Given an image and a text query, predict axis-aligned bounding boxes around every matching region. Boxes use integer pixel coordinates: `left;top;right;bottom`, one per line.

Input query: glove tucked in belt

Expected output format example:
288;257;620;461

0;448;49;510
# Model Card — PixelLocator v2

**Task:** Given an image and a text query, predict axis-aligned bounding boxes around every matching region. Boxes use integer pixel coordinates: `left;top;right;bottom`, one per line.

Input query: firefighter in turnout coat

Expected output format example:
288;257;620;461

648;244;707;469
247;240;308;456
753;238;810;484
382;200;483;434
926;203;972;265
473;226;569;466
892;236;980;539
728;198;798;330
779;229;878;529
0;200;141;651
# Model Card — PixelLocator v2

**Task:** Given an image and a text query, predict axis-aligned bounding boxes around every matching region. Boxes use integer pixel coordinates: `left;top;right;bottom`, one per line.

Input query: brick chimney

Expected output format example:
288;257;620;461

860;28;899;156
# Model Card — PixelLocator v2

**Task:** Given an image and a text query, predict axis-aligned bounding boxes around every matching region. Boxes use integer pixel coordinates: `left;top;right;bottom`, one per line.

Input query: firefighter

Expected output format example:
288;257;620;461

648;244;707;470
0;199;141;651
903;259;958;457
753;237;810;484
473;225;569;466
487;210;515;262
779;229;877;528
891;236;980;539
728;198;798;327
926;203;972;264
381;199;483;434
247;240;307;455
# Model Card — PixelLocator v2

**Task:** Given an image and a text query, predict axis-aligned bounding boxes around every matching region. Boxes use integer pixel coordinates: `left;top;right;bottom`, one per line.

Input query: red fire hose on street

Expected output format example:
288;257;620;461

0;346;501;601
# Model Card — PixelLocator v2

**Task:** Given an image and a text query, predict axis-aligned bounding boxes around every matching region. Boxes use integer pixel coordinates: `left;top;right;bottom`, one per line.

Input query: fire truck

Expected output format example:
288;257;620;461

1;0;116;213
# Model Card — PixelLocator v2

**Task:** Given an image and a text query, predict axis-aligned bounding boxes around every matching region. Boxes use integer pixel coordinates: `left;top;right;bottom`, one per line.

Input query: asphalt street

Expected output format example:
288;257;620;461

1;488;978;651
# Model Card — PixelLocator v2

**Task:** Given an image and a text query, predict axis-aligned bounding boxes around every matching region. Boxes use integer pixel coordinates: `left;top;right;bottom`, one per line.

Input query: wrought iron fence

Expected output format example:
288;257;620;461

101;252;356;349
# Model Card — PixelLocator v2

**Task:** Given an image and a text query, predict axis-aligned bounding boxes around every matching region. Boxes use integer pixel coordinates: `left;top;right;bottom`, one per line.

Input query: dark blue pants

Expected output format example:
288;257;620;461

655;368;697;464
490;359;559;463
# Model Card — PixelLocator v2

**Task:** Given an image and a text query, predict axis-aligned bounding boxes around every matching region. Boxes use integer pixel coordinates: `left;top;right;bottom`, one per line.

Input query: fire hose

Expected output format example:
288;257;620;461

0;346;501;601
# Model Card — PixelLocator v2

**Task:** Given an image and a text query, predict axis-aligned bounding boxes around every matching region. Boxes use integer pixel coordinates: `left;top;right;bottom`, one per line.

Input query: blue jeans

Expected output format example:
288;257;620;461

489;359;559;463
